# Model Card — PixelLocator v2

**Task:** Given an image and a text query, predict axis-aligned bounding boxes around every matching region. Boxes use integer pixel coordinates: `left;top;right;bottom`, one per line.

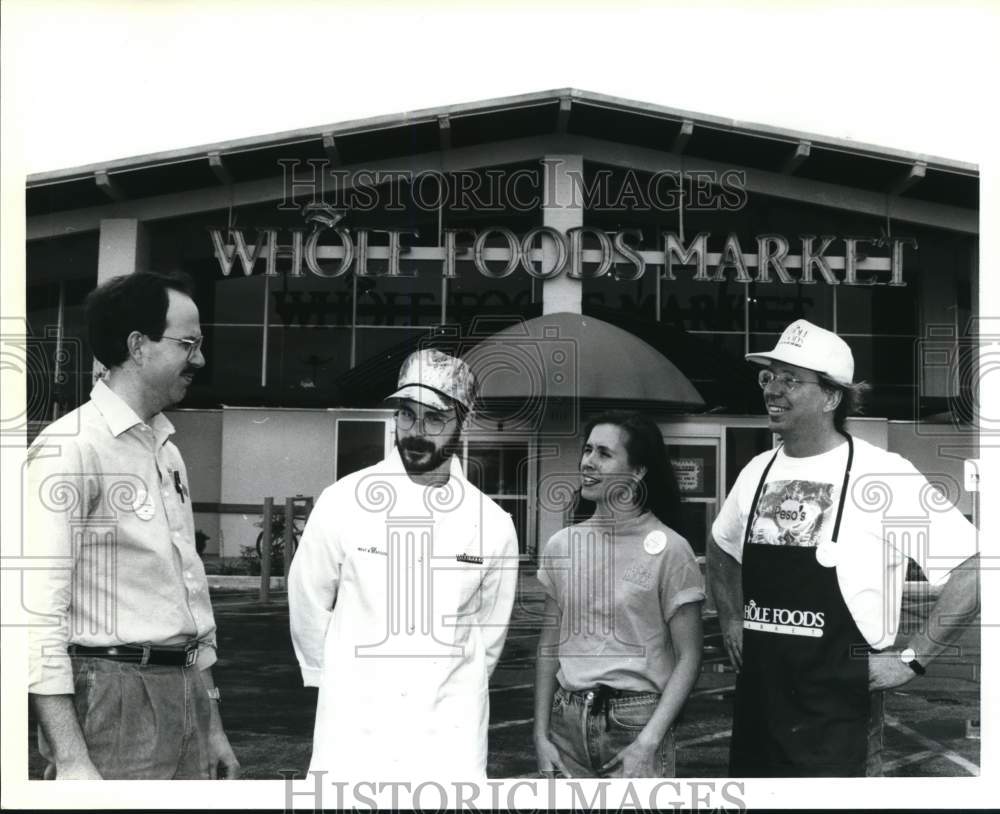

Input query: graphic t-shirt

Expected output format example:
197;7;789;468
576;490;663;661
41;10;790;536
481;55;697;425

727;443;848;550
711;437;978;650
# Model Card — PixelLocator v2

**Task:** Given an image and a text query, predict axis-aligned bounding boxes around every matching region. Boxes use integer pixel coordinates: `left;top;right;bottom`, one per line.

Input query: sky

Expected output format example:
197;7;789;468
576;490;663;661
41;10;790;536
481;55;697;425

3;1;998;175
3;1;1000;806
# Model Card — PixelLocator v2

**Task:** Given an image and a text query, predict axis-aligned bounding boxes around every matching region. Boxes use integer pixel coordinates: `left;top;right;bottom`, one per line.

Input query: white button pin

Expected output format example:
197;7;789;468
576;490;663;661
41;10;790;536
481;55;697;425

815;541;839;568
132;489;156;521
644;530;667;555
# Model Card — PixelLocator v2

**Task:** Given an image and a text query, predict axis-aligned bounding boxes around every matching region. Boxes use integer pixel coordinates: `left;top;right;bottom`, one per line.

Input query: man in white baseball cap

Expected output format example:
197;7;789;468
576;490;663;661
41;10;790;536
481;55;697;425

288;348;519;781
709;319;980;776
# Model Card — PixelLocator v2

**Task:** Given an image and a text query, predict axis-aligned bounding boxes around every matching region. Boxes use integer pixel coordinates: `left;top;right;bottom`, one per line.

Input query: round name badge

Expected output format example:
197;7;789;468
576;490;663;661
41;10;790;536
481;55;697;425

815;541;839;568
132;489;156;521
644;530;667;555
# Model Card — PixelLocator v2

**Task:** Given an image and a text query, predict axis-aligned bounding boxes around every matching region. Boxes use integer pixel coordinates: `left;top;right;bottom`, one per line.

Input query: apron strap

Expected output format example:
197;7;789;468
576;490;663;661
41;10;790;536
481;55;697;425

830;433;854;543
742;447;782;550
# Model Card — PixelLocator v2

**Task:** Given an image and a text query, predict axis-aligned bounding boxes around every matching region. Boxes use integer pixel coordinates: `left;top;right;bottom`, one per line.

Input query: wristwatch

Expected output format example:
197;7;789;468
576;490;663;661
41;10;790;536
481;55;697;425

207;687;222;702
899;647;926;676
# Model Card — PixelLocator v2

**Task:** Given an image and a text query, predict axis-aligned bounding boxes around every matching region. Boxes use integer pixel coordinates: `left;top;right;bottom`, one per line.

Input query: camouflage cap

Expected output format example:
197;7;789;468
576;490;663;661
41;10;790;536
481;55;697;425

387;349;477;411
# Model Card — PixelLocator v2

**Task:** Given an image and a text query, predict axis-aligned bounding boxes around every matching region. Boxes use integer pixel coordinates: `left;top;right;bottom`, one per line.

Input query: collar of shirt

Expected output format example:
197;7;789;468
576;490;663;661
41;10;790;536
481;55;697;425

90;379;176;447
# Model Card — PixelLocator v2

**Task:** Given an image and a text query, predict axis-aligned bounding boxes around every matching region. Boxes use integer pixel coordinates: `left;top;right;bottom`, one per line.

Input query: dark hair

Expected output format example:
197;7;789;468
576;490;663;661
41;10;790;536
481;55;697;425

571;411;682;528
85;271;196;368
818;375;871;434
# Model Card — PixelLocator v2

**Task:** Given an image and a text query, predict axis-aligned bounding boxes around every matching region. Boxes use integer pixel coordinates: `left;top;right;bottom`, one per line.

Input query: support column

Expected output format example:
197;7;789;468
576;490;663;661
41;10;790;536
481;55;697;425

541;155;583;315
95;219;149;380
97;219;149;283
919;243;960;400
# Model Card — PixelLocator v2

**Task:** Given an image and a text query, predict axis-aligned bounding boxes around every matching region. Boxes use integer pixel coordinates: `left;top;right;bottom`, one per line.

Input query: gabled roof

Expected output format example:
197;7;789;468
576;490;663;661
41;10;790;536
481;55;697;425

26;88;977;217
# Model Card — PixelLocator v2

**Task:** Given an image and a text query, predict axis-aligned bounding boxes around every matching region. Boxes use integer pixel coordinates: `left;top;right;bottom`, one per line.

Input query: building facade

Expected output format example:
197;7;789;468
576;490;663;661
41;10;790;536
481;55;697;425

25;89;980;561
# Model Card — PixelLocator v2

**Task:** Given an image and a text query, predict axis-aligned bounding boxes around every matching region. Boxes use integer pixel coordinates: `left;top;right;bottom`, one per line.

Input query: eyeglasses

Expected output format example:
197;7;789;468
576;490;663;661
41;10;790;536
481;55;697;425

160;335;203;360
394;407;454;436
758;369;822;392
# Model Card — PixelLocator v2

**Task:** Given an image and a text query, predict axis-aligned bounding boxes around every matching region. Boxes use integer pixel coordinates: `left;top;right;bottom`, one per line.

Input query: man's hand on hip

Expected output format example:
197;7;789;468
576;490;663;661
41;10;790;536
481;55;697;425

868;651;916;691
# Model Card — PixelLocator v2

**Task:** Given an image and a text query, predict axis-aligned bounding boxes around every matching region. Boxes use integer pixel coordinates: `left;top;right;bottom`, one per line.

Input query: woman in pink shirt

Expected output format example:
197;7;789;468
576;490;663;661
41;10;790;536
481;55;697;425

534;411;705;778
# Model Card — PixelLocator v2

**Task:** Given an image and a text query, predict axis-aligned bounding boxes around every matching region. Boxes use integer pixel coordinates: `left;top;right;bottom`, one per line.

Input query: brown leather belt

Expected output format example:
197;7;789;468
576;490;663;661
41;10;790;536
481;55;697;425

68;643;198;667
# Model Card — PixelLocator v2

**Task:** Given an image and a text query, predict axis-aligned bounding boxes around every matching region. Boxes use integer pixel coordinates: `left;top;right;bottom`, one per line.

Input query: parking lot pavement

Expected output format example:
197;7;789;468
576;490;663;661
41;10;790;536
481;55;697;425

27;576;980;780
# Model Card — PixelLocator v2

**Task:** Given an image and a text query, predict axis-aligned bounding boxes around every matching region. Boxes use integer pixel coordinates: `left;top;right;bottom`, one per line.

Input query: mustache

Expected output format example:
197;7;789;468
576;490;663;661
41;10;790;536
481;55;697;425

399;438;435;454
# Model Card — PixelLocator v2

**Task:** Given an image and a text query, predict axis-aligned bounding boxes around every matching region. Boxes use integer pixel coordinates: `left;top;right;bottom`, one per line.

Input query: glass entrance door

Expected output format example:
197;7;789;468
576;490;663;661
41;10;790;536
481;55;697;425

660;435;720;559
463;441;533;558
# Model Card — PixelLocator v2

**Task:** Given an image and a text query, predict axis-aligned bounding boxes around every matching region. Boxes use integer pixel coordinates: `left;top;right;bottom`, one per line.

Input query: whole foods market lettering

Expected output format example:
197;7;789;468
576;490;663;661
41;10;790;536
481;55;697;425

210;217;915;287
744;599;826;638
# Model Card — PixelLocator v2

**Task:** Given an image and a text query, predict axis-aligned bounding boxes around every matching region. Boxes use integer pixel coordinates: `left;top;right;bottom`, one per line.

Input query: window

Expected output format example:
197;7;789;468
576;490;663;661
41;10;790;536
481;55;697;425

334;416;393;480
464;441;532;557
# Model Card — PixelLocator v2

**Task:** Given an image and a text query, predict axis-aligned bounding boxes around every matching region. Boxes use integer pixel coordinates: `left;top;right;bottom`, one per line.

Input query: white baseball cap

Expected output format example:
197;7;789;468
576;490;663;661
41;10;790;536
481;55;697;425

745;319;854;385
387;349;477;411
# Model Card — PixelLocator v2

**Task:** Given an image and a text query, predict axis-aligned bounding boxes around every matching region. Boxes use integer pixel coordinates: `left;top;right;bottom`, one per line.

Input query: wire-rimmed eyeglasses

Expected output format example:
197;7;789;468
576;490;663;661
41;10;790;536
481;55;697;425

394;407;454;436
160;335;203;360
757;369;822;392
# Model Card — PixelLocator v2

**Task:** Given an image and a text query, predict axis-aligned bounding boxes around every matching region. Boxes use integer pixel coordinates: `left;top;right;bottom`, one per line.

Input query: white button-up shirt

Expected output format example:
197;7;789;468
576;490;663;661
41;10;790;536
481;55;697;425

288;448;519;781
27;381;217;695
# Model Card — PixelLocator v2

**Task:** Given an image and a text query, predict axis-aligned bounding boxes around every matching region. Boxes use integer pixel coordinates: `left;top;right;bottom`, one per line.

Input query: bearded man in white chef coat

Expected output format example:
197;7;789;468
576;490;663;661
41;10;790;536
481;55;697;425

288;349;519;781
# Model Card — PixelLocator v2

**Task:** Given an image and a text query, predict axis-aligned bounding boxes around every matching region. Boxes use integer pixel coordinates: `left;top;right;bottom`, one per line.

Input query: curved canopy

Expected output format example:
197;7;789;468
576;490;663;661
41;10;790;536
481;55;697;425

464;312;704;407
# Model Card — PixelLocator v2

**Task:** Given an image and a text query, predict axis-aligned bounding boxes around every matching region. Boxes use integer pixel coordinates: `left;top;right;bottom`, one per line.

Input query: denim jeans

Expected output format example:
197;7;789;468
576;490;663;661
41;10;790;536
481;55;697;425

39;656;214;779
547;685;675;778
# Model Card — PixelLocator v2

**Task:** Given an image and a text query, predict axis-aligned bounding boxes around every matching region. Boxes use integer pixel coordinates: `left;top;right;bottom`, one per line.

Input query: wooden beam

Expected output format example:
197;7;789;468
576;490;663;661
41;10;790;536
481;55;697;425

891;160;927;196
672;119;694;154
782;140;811;175
94;170;126;202
27;133;978;240
322;132;340;165
207;151;233;185
557;97;572;134
438;115;452;151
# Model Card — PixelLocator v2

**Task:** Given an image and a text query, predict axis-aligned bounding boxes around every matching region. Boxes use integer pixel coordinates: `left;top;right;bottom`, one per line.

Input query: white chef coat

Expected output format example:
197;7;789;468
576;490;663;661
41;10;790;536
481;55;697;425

288;448;519;781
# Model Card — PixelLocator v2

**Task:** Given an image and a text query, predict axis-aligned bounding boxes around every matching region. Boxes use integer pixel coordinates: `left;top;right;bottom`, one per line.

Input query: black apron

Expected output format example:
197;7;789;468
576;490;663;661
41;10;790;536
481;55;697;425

729;435;872;777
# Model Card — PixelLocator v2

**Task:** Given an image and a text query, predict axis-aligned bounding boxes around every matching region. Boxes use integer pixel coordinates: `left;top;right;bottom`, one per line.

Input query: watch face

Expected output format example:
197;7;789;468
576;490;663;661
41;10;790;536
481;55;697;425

900;647;916;663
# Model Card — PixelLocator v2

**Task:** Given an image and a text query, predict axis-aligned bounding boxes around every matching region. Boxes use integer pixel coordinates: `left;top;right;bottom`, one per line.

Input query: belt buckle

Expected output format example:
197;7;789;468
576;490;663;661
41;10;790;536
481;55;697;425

184;647;198;668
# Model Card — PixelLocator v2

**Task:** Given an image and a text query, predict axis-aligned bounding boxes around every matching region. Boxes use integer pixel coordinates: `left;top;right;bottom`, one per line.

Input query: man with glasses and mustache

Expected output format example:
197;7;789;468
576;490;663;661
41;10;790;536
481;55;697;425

288;348;519;781
708;319;979;777
27;271;239;779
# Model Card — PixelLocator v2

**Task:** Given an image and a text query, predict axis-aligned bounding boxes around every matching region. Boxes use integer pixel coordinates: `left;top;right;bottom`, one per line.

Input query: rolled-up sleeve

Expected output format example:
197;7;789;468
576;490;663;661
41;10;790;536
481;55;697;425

287;487;344;687
660;534;706;624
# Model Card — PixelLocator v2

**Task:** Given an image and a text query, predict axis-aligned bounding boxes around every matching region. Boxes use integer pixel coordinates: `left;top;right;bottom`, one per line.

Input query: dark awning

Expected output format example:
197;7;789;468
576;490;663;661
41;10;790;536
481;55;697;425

463;312;704;408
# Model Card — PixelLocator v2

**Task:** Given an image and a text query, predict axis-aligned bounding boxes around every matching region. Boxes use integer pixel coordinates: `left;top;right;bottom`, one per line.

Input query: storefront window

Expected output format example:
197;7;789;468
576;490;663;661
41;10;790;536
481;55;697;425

665;441;719;557
25;234;98;423
465;441;531;556
336;418;390;479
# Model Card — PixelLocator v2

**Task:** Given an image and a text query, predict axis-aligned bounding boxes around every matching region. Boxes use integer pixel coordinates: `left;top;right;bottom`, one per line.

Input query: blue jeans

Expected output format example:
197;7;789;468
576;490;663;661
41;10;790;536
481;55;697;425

39;656;214;779
548;685;675;778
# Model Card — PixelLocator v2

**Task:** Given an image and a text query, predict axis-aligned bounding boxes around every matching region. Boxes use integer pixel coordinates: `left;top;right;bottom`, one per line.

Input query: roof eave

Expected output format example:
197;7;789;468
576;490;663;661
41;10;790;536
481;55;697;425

26;87;978;187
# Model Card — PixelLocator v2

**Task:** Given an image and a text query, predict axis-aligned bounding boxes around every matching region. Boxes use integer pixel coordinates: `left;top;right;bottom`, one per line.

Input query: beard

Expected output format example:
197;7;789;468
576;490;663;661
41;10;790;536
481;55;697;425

397;426;462;474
